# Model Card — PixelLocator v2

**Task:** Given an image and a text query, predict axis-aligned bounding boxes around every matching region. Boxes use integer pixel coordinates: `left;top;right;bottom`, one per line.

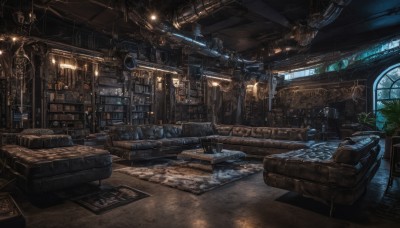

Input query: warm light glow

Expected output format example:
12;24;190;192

51;58;56;64
172;78;180;86
212;82;219;87
150;14;157;21
0;50;3;55
59;63;77;70
273;48;282;54
203;75;232;82
95;70;99;76
138;65;178;74
12;37;17;42
157;76;162;82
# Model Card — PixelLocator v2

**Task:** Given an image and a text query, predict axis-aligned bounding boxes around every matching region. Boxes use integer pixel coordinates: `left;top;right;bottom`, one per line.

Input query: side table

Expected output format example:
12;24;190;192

386;143;400;192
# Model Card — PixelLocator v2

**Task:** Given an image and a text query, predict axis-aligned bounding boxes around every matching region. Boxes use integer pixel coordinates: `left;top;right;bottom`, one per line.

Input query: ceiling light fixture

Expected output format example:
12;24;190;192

212;82;219;87
150;14;157;21
59;63;77;70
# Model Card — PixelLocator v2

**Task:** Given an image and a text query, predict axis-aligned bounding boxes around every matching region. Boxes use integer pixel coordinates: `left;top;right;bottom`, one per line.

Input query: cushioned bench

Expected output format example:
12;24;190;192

0;128;112;194
263;134;381;216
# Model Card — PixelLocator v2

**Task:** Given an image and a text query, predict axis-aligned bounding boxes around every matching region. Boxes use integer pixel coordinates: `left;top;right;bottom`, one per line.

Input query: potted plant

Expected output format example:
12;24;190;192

379;100;400;159
357;112;376;131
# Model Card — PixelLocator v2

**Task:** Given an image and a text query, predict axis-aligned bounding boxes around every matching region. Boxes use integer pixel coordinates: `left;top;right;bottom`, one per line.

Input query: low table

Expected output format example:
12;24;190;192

178;148;246;171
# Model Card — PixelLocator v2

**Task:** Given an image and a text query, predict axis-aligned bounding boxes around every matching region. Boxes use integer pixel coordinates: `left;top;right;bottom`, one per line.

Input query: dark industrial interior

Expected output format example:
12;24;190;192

1;0;400;227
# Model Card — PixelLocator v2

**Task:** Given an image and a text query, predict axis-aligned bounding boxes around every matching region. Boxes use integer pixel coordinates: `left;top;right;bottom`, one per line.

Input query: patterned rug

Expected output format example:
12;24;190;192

115;159;263;195
375;188;400;222
73;185;150;214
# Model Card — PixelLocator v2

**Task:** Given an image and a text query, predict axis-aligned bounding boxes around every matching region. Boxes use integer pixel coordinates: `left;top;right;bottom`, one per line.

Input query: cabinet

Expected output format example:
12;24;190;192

96;65;128;129
97;95;128;129
48;102;84;128
47;90;87;144
174;80;207;122
175;104;207;122
129;71;154;125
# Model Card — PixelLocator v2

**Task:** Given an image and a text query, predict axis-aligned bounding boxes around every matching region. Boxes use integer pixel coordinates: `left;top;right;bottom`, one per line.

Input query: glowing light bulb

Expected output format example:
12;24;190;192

95;70;99;76
51;58;56;64
150;14;157;21
0;50;3;55
12;37;17;42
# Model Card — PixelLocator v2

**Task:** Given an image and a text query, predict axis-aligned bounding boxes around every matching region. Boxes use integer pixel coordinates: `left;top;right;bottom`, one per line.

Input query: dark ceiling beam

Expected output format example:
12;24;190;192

254;31;281;41
202;16;242;34
242;0;291;28
87;6;108;22
34;3;65;19
88;0;114;10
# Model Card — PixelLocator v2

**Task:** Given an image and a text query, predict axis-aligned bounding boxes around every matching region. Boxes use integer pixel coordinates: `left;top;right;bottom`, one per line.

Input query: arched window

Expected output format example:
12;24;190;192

373;63;400;129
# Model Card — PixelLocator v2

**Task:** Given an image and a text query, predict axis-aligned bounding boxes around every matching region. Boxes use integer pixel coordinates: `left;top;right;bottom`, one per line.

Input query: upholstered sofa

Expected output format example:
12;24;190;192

263;134;381;216
105;124;205;161
0;129;112;194
210;125;315;158
105;122;315;161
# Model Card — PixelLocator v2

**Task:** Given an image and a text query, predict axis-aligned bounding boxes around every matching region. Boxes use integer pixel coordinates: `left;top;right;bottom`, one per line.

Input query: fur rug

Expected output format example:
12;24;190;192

115;159;263;194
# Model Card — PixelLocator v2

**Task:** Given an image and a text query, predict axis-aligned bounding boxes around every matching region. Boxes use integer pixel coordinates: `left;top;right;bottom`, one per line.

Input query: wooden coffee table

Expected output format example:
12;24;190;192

178;148;246;171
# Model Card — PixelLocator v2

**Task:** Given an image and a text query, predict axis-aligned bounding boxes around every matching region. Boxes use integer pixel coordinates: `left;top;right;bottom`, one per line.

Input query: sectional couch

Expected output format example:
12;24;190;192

263;134;381;216
0;129;112;194
105;122;316;161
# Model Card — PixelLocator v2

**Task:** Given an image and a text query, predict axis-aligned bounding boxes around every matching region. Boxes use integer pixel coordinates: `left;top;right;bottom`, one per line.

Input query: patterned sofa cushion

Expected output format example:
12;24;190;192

112;140;162;150
141;125;164;139
213;125;233;136
270;128;307;141
182;122;213;137
109;125;143;141
18;134;73;149
20;128;55;135
158;137;200;147
251;127;272;139
333;135;380;164
163;124;182;138
264;142;381;188
231;126;252;137
270;128;291;140
216;136;310;150
1;144;111;179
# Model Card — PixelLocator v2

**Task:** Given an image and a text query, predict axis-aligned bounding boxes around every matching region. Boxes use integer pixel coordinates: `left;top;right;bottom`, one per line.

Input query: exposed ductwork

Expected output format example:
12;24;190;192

173;0;236;29
307;0;353;30
295;0;353;47
120;1;257;67
267;0;352;57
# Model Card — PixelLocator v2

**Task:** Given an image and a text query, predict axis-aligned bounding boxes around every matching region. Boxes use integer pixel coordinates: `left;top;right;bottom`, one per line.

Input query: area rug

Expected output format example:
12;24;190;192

115;159;263;195
375;188;400;222
73;185;150;214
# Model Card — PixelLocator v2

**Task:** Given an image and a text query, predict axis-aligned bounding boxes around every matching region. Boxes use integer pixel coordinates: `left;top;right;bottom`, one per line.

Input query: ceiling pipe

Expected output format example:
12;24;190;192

308;0;352;30
296;0;353;46
173;0;237;29
267;0;352;58
121;1;257;66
